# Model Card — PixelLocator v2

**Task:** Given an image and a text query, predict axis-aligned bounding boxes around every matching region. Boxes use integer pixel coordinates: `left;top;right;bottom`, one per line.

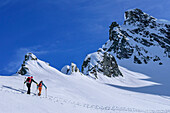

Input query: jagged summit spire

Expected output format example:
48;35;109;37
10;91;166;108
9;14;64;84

17;52;51;75
17;52;37;75
124;8;156;26
24;52;37;61
102;8;170;65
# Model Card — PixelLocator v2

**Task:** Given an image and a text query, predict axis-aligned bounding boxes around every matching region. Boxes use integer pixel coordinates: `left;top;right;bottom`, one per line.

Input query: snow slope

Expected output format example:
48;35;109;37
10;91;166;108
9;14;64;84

0;55;170;113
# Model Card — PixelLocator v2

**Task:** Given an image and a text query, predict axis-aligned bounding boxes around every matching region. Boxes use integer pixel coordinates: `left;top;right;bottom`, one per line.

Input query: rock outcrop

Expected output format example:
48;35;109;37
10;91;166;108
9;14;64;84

17;53;37;75
82;49;123;79
61;63;80;75
17;53;50;75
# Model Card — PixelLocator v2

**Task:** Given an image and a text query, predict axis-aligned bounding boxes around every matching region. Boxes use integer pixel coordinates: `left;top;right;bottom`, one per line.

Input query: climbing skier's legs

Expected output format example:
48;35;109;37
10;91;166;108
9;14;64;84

26;83;31;94
38;87;42;96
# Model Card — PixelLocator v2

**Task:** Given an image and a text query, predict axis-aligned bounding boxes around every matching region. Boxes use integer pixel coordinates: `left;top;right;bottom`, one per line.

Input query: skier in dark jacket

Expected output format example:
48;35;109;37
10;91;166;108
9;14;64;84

24;76;38;94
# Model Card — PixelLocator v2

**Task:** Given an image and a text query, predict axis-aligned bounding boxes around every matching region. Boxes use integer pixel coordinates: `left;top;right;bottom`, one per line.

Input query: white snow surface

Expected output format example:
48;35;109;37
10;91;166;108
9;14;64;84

0;57;170;113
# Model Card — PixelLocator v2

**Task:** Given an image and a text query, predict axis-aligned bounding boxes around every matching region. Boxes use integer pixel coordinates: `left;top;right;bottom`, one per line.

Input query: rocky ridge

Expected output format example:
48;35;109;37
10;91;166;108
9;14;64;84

82;8;170;79
103;8;170;64
17;53;49;75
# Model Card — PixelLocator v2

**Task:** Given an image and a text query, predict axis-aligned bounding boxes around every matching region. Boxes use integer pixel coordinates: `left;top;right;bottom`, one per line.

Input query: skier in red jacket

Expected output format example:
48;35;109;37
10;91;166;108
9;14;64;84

24;76;38;94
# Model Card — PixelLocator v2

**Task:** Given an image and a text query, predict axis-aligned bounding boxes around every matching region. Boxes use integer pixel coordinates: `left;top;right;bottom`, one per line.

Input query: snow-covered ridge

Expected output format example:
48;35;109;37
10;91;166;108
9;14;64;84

16;52;158;88
1;45;170;113
17;53;64;78
0;52;169;113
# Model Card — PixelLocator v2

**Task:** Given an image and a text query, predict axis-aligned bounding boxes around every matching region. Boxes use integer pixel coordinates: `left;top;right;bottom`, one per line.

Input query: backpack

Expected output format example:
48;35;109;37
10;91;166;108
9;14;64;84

26;77;31;83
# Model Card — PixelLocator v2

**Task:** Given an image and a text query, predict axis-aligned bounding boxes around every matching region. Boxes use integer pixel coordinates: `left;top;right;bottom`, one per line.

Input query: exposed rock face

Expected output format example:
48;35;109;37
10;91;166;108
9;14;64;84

61;63;80;75
17;53;37;75
103;8;170;64
124;8;156;27
82;50;123;79
82;8;170;78
24;53;37;61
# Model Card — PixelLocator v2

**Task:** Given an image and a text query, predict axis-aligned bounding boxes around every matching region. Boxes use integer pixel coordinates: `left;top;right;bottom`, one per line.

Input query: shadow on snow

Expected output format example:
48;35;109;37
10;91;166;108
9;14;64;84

2;85;26;94
106;83;170;97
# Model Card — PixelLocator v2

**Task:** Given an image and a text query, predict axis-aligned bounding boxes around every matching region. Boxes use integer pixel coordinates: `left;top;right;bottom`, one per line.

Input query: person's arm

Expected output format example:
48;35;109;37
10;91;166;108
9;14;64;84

32;79;38;84
24;78;28;84
42;82;47;89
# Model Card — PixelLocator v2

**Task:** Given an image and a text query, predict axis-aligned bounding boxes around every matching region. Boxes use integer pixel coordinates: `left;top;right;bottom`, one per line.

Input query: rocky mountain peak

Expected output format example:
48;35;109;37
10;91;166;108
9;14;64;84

17;53;48;75
17;53;51;75
17;53;38;75
104;8;170;65
82;8;170;79
124;8;156;27
24;53;37;61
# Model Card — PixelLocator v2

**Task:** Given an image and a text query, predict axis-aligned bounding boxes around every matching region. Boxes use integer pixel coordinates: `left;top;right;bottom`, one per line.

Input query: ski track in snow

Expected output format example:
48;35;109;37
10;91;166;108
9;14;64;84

1;87;170;113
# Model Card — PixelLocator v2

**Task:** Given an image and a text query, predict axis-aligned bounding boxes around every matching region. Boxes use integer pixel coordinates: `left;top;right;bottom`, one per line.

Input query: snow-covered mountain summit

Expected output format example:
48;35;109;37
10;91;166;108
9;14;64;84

82;8;170;79
103;8;170;64
17;53;61;78
17;53;38;75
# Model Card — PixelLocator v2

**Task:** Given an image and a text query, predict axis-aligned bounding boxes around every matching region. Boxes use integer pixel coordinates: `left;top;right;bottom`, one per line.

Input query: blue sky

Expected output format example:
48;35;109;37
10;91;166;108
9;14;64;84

0;0;170;75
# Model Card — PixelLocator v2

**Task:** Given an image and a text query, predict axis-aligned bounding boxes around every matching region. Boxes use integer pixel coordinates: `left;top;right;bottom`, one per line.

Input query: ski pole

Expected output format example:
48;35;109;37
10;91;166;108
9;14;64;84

23;83;25;90
35;85;38;96
45;89;47;98
22;77;26;93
